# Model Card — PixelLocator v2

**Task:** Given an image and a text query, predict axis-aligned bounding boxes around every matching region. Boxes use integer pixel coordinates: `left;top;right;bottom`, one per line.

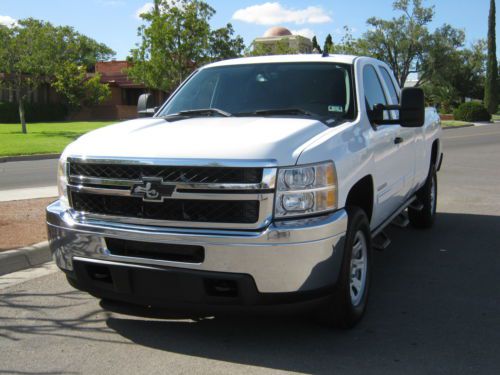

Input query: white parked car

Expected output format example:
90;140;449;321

47;54;442;328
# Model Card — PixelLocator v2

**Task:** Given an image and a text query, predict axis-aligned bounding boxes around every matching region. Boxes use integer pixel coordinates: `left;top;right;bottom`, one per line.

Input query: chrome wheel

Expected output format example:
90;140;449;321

350;230;368;306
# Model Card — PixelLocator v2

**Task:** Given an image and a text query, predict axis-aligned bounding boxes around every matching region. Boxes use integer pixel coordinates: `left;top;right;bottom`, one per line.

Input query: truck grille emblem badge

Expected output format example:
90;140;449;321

131;178;176;202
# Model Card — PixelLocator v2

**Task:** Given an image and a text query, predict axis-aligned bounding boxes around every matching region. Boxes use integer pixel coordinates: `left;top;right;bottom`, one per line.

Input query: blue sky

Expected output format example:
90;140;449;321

0;0;497;59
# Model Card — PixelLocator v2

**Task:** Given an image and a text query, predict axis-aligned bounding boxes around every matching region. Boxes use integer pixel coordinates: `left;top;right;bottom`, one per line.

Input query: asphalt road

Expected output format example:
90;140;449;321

0;158;58;190
1;125;499;374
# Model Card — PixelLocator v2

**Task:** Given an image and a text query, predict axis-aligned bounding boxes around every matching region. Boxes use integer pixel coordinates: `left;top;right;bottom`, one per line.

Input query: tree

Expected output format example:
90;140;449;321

332;26;363;55
52;62;110;111
312;36;322;53
359;0;434;87
416;24;465;86
128;0;244;93
247;39;297;56
208;23;245;61
0;19;56;133
484;0;498;114
323;34;334;54
0;19;115;133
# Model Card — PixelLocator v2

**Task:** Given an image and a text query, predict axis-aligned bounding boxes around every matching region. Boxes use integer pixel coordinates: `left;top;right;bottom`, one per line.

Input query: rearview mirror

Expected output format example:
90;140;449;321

399;87;425;127
137;93;157;117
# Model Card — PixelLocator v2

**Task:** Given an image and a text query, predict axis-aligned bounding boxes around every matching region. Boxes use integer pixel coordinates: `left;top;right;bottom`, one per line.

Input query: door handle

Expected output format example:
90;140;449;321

394;137;404;145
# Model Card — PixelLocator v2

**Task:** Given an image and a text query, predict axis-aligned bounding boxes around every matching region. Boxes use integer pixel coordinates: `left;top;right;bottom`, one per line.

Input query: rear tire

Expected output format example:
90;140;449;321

409;165;437;229
316;207;372;329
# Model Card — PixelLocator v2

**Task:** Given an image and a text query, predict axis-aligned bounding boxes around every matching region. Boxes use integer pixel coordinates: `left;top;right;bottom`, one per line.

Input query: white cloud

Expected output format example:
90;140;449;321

232;2;332;25
291;28;315;40
135;2;154;19
0;15;17;28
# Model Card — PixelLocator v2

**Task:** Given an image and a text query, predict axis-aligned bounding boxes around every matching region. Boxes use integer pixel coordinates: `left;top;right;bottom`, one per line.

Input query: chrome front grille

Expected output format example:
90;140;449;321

67;157;277;230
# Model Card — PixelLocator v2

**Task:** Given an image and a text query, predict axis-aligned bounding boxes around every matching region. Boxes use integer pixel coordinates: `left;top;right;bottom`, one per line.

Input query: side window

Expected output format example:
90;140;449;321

379;67;399;105
363;65;389;120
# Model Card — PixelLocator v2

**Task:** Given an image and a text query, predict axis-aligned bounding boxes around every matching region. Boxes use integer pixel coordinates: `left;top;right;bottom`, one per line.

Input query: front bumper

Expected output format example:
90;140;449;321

47;200;347;306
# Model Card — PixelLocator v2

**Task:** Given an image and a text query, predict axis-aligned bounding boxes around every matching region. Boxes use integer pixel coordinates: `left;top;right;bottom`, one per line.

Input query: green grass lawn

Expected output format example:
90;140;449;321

441;120;474;128
492;114;500;121
0;121;115;157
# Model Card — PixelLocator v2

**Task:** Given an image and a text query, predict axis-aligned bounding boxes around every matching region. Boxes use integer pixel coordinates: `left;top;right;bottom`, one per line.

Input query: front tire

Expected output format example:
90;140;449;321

409;165;437;229
317;207;372;328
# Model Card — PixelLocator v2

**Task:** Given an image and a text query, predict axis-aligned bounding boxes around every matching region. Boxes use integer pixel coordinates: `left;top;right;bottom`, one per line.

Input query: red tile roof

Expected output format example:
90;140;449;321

95;61;144;89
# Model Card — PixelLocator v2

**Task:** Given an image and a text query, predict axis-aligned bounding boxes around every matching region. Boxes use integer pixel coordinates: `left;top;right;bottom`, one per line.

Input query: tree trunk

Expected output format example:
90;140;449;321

18;99;27;134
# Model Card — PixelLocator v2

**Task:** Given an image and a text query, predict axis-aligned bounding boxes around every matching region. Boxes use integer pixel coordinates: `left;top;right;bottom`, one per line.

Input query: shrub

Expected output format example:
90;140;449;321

453;102;491;122
0;102;68;123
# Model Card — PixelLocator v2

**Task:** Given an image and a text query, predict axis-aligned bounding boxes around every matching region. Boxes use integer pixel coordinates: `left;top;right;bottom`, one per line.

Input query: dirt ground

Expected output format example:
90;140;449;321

0;197;55;251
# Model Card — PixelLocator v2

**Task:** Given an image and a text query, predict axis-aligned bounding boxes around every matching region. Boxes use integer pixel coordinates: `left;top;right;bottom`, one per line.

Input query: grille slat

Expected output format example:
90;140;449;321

69;163;263;184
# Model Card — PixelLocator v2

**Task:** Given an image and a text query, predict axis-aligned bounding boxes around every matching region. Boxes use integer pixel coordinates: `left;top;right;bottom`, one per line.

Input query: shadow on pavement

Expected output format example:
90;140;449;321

102;212;500;374
1;212;498;374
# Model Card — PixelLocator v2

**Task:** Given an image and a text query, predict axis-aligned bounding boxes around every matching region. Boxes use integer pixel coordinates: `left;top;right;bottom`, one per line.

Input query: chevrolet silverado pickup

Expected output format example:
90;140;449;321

46;54;442;327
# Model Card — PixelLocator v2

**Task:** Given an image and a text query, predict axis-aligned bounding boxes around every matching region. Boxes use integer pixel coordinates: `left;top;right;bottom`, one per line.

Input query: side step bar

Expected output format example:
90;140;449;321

391;212;410;228
409;201;424;211
370;196;417;251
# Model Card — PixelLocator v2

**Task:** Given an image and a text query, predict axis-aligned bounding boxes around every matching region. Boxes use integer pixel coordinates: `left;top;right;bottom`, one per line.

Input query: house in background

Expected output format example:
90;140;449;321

72;61;166;121
0;60;166;121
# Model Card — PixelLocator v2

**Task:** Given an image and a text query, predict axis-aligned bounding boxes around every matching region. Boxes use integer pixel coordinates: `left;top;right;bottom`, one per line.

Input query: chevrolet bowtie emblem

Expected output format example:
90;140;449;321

131;177;176;202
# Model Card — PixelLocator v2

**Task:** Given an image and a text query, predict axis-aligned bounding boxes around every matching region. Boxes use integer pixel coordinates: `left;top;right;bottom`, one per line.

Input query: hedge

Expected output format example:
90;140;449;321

0;101;68;123
453;102;491;122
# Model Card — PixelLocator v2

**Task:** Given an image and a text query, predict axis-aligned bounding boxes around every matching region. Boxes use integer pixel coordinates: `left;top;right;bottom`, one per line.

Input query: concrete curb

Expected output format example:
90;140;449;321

0;241;51;276
443;124;474;130
0;154;60;163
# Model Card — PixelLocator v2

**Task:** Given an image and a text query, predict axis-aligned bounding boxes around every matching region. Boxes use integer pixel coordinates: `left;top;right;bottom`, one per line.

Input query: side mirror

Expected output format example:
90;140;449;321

369;87;425;128
399;87;425;127
137;93;156;117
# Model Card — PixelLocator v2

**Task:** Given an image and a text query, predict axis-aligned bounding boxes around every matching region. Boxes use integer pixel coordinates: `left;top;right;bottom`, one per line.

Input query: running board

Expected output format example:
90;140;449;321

372;196;417;238
373;231;391;251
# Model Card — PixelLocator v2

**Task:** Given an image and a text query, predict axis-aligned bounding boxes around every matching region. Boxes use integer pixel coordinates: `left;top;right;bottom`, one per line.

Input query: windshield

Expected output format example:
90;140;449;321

158;62;356;125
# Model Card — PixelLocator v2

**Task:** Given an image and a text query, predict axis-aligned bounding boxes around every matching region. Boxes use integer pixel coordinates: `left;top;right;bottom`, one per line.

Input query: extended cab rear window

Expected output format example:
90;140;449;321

159;62;356;125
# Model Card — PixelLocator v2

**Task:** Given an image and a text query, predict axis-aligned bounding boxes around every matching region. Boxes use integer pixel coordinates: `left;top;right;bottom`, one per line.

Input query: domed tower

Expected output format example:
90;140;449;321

263;26;293;38
252;26;313;55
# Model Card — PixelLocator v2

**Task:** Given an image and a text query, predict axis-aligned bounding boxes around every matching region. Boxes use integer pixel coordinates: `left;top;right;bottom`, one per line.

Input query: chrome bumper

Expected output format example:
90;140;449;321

46;200;347;293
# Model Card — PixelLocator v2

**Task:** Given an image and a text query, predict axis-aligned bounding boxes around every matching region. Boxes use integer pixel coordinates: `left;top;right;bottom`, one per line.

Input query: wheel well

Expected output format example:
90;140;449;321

431;140;439;166
345;175;374;223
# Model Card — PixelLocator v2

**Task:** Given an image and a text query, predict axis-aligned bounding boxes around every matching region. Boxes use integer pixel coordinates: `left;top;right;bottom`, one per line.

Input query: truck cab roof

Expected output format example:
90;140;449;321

203;54;365;70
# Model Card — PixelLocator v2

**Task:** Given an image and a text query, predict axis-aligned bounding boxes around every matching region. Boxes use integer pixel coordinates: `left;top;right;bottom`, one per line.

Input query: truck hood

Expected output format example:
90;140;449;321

64;117;329;166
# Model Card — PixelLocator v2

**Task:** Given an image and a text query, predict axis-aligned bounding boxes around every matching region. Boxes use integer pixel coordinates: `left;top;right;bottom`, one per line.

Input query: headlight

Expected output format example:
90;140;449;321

57;157;69;208
275;161;337;219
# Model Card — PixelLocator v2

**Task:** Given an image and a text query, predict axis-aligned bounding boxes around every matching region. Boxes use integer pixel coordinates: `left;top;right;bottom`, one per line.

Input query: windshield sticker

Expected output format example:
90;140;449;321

328;105;344;113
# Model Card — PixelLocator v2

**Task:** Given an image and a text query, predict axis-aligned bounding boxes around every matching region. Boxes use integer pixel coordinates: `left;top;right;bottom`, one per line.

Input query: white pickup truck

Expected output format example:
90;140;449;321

47;54;442;327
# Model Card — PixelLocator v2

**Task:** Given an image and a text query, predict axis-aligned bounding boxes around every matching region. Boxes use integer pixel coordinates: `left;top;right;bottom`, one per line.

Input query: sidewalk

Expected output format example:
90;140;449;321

0;186;57;202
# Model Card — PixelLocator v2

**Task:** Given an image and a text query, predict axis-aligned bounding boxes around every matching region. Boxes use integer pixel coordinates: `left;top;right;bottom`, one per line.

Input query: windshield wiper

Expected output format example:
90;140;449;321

177;108;232;117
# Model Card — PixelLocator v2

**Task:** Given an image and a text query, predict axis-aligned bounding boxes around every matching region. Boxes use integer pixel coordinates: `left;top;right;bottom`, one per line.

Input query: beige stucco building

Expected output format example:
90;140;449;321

253;26;313;54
